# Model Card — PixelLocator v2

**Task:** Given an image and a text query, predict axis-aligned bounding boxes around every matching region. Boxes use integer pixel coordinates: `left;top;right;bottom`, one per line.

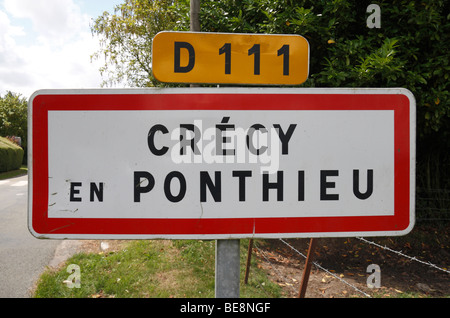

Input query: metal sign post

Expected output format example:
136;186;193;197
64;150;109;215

188;0;240;297
215;240;240;298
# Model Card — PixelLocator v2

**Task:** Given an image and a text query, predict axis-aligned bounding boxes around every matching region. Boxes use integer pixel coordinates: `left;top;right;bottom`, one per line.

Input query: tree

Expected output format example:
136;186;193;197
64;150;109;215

90;0;190;88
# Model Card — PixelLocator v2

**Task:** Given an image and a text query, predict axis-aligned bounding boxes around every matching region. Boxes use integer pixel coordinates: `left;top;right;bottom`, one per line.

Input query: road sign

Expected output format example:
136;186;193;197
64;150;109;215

152;32;309;85
28;88;415;239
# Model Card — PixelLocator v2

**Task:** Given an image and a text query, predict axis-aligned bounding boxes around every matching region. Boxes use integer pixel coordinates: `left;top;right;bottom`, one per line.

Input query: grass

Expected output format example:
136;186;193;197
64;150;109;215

0;165;27;180
33;239;283;298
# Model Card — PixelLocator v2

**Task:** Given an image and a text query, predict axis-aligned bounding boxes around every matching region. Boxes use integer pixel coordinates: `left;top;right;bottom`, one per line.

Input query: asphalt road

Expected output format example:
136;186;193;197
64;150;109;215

0;175;60;298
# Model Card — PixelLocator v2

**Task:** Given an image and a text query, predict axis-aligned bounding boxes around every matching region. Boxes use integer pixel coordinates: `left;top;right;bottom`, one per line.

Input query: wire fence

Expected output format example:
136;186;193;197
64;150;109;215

249;233;449;298
279;239;373;297
356;237;450;274
245;187;449;297
416;188;450;221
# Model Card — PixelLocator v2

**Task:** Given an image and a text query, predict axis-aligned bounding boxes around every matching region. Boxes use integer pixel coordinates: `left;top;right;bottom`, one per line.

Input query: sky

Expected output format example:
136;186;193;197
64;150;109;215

0;0;124;98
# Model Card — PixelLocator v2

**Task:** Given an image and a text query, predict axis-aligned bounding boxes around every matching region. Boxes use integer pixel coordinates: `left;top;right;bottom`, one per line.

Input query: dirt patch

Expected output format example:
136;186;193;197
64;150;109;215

252;223;450;298
78;240;129;254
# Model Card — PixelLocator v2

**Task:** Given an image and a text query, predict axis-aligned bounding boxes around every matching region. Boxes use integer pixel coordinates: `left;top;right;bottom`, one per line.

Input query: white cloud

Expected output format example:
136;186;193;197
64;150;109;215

0;0;107;98
0;10;24;62
3;0;89;44
0;9;30;93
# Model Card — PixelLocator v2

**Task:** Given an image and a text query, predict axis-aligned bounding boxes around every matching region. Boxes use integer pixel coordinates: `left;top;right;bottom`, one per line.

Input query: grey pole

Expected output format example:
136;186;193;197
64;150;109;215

189;0;240;298
190;0;200;89
190;0;200;32
215;239;240;298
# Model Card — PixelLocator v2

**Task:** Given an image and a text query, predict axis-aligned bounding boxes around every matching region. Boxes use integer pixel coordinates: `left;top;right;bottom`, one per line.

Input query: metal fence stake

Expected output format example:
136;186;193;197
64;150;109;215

244;239;254;284
298;238;317;298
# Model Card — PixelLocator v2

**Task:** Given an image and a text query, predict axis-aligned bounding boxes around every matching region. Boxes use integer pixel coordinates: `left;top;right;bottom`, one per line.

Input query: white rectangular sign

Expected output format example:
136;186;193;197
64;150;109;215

28;88;415;239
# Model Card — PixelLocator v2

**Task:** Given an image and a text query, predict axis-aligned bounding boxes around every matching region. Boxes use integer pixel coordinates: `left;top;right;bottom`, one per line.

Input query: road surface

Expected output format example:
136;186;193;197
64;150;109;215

0;175;61;297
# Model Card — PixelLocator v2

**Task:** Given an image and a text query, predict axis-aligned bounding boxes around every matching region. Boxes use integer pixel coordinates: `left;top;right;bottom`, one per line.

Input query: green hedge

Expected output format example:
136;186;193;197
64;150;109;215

0;137;24;173
0;92;28;165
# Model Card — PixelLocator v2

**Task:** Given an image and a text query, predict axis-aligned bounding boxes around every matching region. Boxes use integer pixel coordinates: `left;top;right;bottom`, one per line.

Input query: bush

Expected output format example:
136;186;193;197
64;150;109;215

0;91;28;164
0;136;24;173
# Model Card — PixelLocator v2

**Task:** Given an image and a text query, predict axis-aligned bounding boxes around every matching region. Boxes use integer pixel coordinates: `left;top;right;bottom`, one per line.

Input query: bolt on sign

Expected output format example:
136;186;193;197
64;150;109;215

28;88;415;239
152;32;309;85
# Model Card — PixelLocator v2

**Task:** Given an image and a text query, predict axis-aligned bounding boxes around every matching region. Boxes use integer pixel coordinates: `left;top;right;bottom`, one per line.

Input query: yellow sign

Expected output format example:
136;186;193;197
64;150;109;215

152;32;309;85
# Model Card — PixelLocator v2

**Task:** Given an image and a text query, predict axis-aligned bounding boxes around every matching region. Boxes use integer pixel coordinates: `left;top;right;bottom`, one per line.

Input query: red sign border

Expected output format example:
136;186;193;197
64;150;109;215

28;88;415;239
